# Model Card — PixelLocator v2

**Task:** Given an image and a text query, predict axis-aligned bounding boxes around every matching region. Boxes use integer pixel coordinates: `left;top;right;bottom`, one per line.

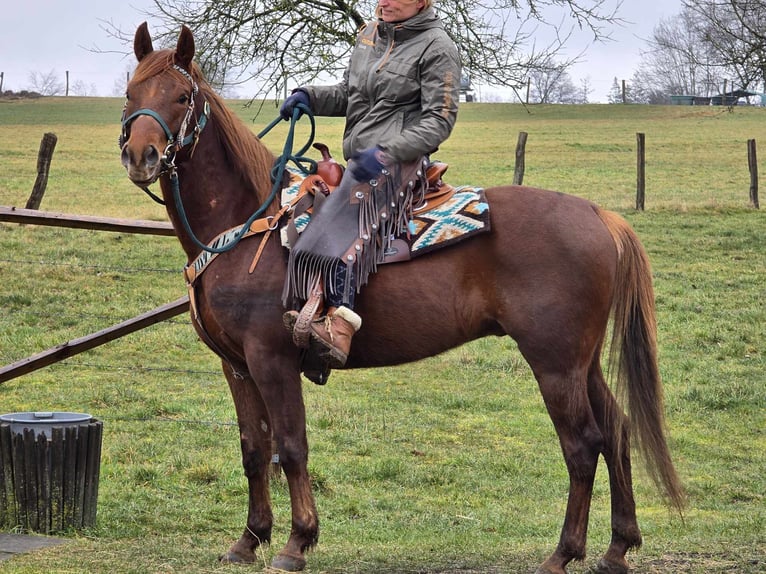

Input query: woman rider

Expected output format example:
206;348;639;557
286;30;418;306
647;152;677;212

280;0;461;372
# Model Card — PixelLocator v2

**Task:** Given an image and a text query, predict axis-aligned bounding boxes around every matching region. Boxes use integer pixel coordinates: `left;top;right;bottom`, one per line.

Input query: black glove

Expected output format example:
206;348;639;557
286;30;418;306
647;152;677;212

279;90;311;120
350;147;389;181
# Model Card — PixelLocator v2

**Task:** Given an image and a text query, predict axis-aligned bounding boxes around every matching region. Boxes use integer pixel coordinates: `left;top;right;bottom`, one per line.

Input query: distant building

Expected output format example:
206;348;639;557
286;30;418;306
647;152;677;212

670;89;760;106
670;95;710;105
710;89;759;106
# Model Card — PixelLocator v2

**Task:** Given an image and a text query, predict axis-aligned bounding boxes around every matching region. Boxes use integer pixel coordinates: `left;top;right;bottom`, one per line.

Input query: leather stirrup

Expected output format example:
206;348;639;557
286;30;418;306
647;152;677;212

293;277;323;348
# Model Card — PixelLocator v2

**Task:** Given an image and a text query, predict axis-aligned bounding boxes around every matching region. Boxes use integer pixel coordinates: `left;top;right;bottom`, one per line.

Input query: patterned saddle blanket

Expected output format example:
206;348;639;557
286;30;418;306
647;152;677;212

280;168;491;261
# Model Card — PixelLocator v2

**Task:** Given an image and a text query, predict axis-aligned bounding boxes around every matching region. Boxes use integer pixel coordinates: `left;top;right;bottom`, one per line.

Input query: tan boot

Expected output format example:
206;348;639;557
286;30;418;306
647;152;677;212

309;306;362;368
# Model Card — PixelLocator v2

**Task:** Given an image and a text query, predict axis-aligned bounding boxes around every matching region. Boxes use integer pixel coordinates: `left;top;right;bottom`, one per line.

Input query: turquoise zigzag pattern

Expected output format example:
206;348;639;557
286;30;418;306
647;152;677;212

410;187;489;254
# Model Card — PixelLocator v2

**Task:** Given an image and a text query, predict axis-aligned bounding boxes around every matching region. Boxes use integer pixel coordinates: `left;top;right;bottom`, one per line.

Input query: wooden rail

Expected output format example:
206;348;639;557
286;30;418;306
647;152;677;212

0;206;175;236
0;206;183;385
0;297;190;385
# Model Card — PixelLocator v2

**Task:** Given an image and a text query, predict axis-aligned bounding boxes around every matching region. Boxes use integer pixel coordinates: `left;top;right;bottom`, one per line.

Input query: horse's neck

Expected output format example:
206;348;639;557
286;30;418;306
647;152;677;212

161;123;262;260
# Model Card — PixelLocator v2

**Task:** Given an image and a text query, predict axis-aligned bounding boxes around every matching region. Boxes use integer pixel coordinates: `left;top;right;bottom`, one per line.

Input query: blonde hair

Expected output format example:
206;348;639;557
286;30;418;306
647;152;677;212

375;0;431;18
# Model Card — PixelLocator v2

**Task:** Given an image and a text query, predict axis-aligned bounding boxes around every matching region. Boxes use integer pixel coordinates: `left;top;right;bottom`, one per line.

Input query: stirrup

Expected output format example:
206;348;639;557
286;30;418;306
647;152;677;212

298;344;333;385
292;277;323;348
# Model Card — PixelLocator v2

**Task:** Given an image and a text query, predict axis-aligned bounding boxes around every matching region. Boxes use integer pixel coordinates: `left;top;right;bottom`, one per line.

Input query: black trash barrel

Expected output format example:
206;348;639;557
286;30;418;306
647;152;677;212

0;412;102;533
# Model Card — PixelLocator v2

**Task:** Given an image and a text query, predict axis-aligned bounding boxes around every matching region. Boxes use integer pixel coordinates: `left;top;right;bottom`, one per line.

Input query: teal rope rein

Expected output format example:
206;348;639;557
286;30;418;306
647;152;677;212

173;103;316;255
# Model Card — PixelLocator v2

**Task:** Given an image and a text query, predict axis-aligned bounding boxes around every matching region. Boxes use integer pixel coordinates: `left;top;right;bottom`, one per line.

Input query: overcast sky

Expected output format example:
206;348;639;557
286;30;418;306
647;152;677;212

1;0;682;102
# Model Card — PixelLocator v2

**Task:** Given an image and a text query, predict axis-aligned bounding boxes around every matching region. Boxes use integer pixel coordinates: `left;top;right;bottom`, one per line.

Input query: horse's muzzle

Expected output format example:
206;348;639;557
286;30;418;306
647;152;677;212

121;140;162;186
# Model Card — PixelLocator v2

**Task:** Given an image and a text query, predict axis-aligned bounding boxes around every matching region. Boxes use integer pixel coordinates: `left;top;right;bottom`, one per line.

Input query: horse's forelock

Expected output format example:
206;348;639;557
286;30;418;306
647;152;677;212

131;50;179;86
130;50;204;96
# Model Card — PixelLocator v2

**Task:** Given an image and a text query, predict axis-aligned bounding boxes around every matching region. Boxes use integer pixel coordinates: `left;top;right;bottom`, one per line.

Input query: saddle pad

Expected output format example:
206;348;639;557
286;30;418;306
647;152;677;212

281;168;313;234
407;186;489;257
280;170;491;257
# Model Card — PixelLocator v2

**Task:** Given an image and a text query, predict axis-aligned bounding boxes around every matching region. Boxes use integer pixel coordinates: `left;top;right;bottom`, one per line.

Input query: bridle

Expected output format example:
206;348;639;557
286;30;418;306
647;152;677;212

120;63;316;256
119;65;210;205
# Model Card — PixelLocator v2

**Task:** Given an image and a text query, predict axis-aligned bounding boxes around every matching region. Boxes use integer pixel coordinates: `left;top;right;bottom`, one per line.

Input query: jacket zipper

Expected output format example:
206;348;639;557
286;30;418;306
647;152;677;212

376;33;396;72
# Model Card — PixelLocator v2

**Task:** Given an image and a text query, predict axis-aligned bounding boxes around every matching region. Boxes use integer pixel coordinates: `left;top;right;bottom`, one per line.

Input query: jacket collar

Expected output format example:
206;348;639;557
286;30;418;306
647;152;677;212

377;7;442;37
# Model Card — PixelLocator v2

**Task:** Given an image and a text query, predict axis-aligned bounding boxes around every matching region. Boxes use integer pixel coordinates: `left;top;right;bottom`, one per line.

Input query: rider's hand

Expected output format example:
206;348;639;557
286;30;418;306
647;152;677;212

279;90;311;120
350;147;390;181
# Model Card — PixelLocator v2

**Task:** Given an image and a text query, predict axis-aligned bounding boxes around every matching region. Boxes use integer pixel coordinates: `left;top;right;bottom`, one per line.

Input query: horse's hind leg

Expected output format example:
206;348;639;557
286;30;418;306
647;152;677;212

587;363;642;574
219;361;275;564
531;368;603;574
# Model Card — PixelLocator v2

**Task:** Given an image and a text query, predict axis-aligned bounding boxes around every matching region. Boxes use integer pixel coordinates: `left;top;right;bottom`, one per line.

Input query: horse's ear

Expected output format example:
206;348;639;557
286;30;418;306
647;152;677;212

134;22;154;62
175;25;195;70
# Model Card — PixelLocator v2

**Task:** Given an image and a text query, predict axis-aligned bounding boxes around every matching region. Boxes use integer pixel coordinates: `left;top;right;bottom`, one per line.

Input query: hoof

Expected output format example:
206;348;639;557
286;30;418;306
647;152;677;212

591;558;629;574
219;550;255;564
271;552;307;572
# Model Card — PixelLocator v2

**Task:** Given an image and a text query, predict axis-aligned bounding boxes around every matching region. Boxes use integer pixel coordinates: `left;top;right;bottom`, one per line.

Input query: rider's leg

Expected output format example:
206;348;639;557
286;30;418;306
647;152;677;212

311;264;361;368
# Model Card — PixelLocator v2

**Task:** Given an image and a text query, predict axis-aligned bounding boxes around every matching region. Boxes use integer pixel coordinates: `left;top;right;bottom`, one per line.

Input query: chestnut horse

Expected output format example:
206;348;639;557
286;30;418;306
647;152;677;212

120;23;683;574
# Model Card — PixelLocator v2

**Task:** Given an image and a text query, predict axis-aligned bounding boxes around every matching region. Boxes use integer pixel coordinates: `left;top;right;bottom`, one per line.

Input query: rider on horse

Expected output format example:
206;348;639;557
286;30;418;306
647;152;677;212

281;0;461;371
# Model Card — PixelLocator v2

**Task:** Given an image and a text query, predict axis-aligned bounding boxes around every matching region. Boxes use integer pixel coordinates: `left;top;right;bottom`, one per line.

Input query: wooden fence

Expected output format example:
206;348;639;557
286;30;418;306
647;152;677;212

510;130;760;210
1;126;762;383
0;206;186;385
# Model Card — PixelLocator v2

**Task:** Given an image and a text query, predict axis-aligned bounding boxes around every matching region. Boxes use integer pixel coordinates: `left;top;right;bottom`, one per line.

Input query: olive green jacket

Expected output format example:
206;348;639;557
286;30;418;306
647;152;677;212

301;8;460;162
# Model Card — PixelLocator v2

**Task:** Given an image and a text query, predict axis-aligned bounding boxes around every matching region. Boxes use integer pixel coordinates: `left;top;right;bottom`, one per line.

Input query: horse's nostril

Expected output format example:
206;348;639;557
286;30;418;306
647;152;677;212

144;145;160;167
120;145;130;168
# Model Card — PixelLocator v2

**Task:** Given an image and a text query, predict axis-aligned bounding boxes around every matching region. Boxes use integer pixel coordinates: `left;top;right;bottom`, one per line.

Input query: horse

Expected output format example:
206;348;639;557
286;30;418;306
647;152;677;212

119;22;683;574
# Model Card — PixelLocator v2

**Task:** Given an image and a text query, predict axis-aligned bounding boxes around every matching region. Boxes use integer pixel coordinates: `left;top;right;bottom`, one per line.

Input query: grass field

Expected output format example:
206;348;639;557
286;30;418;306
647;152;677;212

0;97;764;573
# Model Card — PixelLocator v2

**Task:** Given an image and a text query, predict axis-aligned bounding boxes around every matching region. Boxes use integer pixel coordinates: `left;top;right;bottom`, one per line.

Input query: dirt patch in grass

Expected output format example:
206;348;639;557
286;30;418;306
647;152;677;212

351;551;765;574
638;551;764;573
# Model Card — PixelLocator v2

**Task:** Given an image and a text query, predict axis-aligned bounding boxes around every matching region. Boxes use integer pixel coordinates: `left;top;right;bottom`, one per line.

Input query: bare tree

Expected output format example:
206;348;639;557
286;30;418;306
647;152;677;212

606;76;640;103
27;69;64;96
70;79;98;97
630;7;723;101
102;0;622;99
578;76;593;103
528;57;583;103
680;0;766;92
626;69;669;104
112;66;131;97
650;8;716;95
632;2;766;101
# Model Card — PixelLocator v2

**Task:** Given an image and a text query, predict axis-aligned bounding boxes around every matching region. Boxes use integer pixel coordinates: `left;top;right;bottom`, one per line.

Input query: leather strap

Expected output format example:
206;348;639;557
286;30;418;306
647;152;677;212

292;277;324;348
248;202;294;274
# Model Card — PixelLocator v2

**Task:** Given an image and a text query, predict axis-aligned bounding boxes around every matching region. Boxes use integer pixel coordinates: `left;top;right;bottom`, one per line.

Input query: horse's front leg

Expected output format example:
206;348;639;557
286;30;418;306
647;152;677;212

249;356;318;572
219;361;275;564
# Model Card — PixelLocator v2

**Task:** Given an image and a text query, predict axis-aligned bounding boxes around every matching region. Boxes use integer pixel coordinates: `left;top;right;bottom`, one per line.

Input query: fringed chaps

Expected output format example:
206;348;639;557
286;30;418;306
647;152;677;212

282;157;428;309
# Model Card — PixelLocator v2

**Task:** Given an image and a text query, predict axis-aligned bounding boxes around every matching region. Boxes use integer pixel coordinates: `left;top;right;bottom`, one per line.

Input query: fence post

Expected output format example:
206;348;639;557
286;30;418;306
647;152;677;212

747;139;760;209
636;132;646;210
25;133;58;210
513;131;528;185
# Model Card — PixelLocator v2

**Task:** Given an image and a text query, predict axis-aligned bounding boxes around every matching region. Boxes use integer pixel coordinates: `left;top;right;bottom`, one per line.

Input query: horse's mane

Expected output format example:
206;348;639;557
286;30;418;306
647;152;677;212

131;51;275;209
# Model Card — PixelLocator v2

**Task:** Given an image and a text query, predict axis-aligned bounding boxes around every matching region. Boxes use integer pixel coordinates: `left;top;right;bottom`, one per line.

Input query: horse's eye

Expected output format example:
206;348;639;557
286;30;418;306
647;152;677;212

125;91;130;101
178;94;189;104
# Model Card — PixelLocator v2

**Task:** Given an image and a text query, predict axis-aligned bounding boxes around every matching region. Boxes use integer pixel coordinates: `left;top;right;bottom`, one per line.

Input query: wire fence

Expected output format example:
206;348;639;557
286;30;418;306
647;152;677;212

0;248;206;383
2;299;236;428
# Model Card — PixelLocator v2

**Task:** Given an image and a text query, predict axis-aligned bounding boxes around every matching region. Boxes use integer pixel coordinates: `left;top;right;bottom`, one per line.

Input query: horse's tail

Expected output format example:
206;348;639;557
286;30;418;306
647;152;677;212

598;208;685;513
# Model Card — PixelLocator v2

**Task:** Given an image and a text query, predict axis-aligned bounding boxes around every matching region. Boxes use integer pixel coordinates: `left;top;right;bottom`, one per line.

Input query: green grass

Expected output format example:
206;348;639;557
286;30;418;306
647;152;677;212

0;98;764;573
